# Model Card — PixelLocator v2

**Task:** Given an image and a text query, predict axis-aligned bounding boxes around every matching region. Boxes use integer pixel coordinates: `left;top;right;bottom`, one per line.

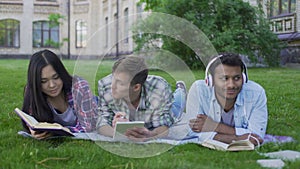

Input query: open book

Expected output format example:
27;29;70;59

201;139;254;151
113;121;145;141
14;108;74;137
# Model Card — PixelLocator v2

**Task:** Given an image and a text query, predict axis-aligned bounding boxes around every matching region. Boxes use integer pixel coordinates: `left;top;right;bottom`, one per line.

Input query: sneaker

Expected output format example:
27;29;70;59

176;81;186;95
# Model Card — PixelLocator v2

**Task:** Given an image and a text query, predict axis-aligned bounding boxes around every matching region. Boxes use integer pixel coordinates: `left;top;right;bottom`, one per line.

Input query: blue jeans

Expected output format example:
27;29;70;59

171;88;186;120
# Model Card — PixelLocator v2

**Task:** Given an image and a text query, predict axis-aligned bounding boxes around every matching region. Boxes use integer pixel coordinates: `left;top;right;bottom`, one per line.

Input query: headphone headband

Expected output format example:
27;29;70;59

204;55;223;81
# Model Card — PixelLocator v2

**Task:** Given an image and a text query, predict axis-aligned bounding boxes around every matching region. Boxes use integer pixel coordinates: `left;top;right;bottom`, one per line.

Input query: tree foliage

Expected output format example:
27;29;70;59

135;0;284;68
47;13;68;48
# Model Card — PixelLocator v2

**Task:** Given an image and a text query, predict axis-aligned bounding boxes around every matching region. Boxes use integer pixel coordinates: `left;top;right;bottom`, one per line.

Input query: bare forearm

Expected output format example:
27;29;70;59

190;114;236;134
215;123;236;135
98;125;114;137
213;133;238;144
151;126;169;138
212;123;239;144
213;133;263;146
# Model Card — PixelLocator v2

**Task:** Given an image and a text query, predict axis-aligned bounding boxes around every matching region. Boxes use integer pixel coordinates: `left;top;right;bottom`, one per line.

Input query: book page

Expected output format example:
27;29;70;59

201;139;254;151
15;108;73;136
34;122;64;129
14;108;39;127
227;140;254;151
34;123;72;134
201;139;229;151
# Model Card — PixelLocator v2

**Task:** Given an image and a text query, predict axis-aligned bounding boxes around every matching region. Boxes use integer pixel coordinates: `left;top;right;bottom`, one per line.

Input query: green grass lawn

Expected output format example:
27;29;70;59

0;59;300;169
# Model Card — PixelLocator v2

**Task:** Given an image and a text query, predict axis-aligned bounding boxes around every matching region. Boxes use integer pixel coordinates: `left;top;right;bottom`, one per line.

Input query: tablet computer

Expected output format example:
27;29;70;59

113;121;145;141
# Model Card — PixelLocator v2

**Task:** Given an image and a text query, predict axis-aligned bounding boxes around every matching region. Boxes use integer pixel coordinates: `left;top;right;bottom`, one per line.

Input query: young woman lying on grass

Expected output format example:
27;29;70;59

21;49;98;139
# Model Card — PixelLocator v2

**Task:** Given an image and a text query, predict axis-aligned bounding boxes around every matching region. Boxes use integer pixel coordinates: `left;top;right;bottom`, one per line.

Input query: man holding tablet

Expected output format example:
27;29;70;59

97;56;186;142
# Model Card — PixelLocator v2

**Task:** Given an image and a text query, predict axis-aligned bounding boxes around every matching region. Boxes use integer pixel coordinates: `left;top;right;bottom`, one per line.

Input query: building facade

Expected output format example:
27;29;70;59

0;0;299;63
267;0;300;64
246;0;300;64
0;0;143;59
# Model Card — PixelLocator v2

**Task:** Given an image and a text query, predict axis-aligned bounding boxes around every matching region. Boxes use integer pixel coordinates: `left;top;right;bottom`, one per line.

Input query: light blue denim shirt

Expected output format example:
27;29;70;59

186;80;268;142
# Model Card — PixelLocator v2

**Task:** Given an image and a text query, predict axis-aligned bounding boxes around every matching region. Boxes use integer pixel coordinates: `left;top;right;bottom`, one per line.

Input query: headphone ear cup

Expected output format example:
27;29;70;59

205;74;213;87
243;73;247;83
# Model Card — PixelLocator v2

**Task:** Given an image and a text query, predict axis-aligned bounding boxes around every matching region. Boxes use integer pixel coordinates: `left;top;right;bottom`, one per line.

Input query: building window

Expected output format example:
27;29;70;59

74;0;88;5
136;4;143;20
33;21;59;48
0;19;20;48
75;20;87;48
114;13;117;45
105;17;108;47
36;0;57;2
269;0;296;17
75;0;87;2
124;8;129;43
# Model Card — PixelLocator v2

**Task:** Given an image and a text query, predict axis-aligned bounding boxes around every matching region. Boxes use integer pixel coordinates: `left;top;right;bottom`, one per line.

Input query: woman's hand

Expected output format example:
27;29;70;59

29;128;52;139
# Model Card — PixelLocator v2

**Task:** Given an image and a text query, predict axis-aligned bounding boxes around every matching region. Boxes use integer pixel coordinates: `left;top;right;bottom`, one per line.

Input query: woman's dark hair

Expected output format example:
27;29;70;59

22;49;72;130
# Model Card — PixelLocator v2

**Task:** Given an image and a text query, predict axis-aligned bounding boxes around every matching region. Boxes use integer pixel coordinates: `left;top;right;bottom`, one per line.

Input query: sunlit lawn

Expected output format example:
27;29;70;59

0;59;300;169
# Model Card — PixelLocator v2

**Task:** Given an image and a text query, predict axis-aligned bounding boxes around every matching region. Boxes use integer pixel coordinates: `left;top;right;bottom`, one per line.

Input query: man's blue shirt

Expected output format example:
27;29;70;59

186;80;268;141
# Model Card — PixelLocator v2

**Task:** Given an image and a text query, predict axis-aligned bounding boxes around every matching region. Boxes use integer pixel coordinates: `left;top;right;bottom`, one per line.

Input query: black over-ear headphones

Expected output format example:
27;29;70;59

205;54;248;87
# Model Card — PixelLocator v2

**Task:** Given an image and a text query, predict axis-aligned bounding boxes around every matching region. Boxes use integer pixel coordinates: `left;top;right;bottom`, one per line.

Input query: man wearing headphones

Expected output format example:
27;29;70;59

186;52;268;146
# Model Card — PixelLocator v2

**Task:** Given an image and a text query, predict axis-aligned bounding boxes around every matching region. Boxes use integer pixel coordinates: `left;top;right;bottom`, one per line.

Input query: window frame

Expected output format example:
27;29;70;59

32;20;59;48
105;17;108;48
0;19;20;48
123;7;129;44
75;20;87;48
269;0;296;17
